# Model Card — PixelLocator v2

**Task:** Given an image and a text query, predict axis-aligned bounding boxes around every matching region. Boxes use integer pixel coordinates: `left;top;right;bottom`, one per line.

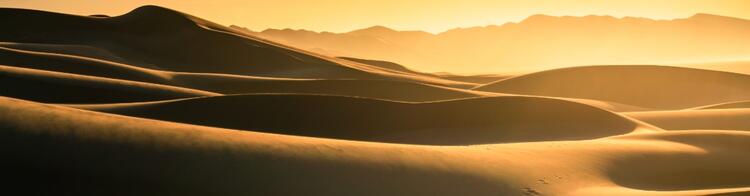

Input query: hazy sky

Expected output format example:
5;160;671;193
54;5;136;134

2;0;749;33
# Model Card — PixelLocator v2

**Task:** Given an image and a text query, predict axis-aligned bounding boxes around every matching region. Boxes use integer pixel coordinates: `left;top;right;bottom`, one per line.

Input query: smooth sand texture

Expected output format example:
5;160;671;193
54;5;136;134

1;5;749;195
691;100;750;110
626;108;750;131
4;97;750;195
0;65;217;103
67;94;649;145
0;6;475;88
475;65;750;109
0;45;485;102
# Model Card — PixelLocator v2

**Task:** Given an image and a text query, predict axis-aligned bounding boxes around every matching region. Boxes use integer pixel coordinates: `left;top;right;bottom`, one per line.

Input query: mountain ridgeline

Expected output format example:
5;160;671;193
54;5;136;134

241;14;750;74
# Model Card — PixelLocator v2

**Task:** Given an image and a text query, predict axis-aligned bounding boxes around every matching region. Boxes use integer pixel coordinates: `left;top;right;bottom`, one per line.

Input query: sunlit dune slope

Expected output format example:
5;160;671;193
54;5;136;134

676;60;750;75
626;108;750;131
691;100;750;110
0;6;473;88
69;94;650;145
2;4;750;196
3;97;750;195
475;65;750;109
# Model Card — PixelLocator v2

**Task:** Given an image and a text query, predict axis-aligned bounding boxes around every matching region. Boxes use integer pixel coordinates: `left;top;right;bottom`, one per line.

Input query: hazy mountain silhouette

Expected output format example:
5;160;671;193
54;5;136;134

3;5;750;195
241;14;750;74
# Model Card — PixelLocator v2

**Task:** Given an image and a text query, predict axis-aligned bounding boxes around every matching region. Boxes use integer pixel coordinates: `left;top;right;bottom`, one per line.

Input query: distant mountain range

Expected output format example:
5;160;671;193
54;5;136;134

235;14;750;74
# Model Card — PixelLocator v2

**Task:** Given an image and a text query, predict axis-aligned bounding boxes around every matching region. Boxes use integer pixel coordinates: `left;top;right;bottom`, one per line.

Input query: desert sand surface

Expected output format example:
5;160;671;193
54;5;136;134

691;101;750;110
2;5;750;196
474;65;750;110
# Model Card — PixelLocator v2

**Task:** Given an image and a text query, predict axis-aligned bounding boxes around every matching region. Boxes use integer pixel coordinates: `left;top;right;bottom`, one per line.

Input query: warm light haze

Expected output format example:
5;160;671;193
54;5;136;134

3;0;749;74
1;1;750;195
2;0;749;33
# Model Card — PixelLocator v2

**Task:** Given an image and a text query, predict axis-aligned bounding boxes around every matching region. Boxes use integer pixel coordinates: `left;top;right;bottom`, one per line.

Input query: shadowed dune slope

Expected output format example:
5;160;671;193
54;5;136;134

70;94;650;145
625;108;750;131
340;56;509;84
171;76;488;102
0;65;217;103
0;45;485;102
434;73;511;84
0;46;171;84
338;57;438;77
0;46;652;107
0;6;473;88
0;96;520;195
474;65;750;109
3;97;750;195
0;42;136;66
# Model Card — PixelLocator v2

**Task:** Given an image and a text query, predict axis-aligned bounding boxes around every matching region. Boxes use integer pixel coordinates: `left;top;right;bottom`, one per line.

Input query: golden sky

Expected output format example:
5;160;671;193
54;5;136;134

2;0;749;33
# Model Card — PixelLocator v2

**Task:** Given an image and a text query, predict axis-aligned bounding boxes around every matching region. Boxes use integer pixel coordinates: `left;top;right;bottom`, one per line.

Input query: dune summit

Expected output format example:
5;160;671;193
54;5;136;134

1;5;749;195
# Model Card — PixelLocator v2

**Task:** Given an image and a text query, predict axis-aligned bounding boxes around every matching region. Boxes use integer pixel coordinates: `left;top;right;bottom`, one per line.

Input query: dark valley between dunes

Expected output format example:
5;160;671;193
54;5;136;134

1;4;750;196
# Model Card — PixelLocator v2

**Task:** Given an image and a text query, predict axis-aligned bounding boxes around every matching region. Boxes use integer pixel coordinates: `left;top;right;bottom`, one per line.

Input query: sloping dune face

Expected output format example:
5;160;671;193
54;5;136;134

475;65;750;109
70;94;644;145
0;65;217;103
692;100;750;110
2;5;750;195
0;6;472;88
625;108;750;131
4;97;750;195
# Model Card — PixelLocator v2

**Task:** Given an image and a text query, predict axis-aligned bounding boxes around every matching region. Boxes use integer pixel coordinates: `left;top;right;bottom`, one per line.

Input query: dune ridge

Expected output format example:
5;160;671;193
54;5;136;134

1;5;748;195
0;6;475;88
0;65;217;103
626;108;750;131
0;44;485;102
4;97;750;195
691;100;750;110
68;94;653;145
475;65;750;109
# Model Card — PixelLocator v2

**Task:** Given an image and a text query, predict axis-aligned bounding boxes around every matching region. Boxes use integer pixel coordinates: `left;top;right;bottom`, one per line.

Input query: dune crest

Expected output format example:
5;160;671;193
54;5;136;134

3;97;750;195
69;94;652;145
475;65;750;109
1;5;748;195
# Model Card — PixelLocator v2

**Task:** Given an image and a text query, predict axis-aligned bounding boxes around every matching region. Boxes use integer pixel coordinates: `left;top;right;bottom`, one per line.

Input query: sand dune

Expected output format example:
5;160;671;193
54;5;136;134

2;5;748;195
2;44;650;108
4;97;750;195
338;56;440;77
475;65;750;109
0;6;474;89
0;45;485;102
171;76;488;102
0;46;171;84
0;42;135;65
0;65;217;103
676;60;750;75
433;73;511;84
340;56;510;84
691;100;750;110
626;108;750;131
0;46;648;106
69;94;650;145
